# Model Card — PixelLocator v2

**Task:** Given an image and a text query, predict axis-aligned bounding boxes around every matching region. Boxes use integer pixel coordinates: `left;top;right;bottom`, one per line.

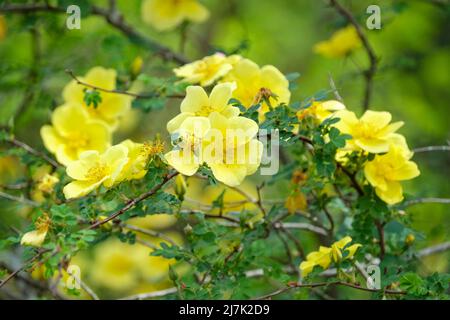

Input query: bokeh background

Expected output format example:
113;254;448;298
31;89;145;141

0;0;449;298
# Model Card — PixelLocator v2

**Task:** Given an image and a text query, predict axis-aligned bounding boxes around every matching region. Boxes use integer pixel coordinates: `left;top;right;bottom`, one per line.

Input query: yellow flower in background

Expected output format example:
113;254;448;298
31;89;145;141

184;176;260;215
0;15;6;40
129;214;178;230
116;139;151;181
202;112;263;186
20;213;51;247
364;144;420;204
174;53;234;87
222;58;290;120
297;100;346;123
300;236;361;277
285;191;307;214
167;83;240;134
89;239;144;291
41;103;111;166
63;66;132;130
141;0;209;31
37;173;59;194
333;110;404;154
314;25;361;58
63;145;129;199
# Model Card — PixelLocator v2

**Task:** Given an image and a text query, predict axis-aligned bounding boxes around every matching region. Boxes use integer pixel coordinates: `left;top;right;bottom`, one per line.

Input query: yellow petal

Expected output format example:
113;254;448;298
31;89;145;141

355;137;390;154
209;82;236;111
167;112;195;134
182;0;210;22
63;179;104;199
345;244;362;259
300;260;316;277
51;103;88;137
21;229;48;247
390;161;420;181
209;163;248;186
333;236;352;249
66;150;101;180
164;149;199;176
360;110;392;130
180;86;209;114
40;125;62;154
375;180;403;205
364;160;388;191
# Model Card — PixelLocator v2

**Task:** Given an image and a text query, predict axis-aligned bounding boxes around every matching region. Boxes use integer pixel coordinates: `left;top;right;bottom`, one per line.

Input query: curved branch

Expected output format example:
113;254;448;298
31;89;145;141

89;171;179;229
329;0;378;110
0;3;188;65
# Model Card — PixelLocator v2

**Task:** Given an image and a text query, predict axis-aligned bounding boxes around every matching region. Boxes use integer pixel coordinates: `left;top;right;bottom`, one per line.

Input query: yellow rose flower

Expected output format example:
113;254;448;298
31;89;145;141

333;110;404;154
63;145;129;199
62;66;132;130
141;0;209;31
165;116;211;176
173;53;234;87
297;100;346;123
20;213;51;247
364;144;420;204
203;112;263;186
221;58;290;120
116;139;151;181
165;112;262;186
300;236;361;277
314;25;361;58
40;102;111;166
89;239;144;291
167;82;240;133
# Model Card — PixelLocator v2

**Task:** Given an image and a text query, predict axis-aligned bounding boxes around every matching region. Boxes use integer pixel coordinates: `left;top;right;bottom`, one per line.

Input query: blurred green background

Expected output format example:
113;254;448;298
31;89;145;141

0;0;449;297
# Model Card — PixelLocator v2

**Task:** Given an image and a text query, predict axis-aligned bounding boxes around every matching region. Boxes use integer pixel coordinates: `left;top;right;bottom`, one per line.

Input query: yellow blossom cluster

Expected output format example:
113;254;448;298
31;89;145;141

63;139;162;199
332;109;420;204
300;236;361;277
38;66;157;199
164;82;263;187
41;67;133;166
173;54;291;121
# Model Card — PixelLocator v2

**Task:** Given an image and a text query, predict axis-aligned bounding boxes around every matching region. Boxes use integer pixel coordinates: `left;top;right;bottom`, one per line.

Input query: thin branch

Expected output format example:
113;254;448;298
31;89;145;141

0;3;188;65
329;0;378;110
254;280;405;300
0;190;39;207
5;136;60;168
416;242;450;258
65;69;184;100
90;5;188;64
375;220;386;260
404;197;450;206
0;249;50;289
121;224;178;246
119;287;178;300
274;222;329;236
413;145;450;153
89;171;179;229
67;270;100;300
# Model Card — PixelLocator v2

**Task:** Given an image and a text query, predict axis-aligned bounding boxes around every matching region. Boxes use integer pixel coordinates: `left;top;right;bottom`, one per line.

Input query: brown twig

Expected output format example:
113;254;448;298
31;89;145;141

89;171;179;229
5;137;60;168
0;3;188;65
329;0;378;110
65;69;184;100
254;280;405;300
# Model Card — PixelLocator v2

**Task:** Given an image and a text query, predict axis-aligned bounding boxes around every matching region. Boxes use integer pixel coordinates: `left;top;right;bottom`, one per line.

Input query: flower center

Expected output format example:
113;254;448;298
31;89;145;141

67;133;89;149
195;105;214;117
85;163;108;181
